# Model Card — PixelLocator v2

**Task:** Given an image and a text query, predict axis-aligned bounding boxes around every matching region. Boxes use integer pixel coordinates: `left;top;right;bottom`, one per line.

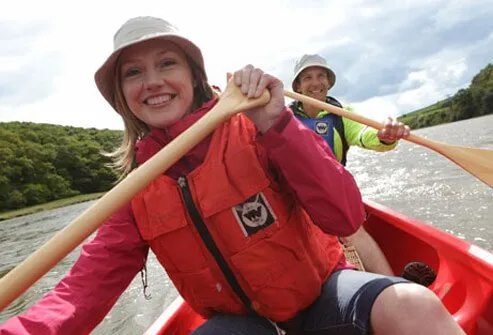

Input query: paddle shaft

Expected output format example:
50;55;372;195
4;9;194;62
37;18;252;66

285;90;493;188
0;84;270;312
285;90;482;151
284;90;429;144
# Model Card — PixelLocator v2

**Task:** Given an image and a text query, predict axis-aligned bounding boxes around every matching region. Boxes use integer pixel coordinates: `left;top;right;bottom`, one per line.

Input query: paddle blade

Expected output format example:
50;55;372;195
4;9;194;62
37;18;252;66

442;145;493;188
409;134;493;188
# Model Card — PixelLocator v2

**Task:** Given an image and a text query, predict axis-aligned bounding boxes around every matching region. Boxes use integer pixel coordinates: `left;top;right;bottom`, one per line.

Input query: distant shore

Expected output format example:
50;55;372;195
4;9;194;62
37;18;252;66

0;193;105;221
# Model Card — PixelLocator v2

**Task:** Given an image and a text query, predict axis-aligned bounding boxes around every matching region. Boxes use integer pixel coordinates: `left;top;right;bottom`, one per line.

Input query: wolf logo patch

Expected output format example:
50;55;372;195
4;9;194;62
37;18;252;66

232;193;276;236
315;121;329;136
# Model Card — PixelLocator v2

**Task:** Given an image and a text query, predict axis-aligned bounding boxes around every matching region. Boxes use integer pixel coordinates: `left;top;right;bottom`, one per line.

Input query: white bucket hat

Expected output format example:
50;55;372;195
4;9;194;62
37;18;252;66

95;16;206;110
291;54;336;91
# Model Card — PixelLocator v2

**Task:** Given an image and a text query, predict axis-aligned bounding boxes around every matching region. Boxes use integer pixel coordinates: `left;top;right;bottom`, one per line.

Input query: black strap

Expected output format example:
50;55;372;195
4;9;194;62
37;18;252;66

327;97;349;166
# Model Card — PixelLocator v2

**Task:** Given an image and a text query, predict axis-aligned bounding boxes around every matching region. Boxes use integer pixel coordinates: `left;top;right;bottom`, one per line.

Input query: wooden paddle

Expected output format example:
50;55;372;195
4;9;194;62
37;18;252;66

285;90;493;189
0;80;270;312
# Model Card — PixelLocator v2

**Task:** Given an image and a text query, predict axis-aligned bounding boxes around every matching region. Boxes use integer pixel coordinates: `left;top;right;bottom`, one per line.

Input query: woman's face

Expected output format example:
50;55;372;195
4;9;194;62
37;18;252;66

119;39;195;128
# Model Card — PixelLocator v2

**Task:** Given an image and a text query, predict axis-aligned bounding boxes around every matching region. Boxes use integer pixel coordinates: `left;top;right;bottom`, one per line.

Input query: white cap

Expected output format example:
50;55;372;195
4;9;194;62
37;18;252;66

292;54;336;91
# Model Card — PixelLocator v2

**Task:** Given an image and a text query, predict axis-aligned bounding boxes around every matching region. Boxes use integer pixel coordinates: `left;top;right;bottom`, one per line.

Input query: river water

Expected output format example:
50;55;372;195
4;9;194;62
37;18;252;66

1;114;492;334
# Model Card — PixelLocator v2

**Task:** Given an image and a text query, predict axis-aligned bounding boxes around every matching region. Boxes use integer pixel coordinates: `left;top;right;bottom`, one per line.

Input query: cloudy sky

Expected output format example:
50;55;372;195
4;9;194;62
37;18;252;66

1;0;492;130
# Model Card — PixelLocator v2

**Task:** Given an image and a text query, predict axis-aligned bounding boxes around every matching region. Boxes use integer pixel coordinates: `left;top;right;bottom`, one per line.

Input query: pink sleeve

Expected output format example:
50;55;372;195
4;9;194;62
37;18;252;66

0;203;148;335
256;109;366;236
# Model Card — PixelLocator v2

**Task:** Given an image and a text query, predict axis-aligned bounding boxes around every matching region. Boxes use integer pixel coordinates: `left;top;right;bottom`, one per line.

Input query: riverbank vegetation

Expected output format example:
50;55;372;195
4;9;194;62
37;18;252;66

0;123;121;212
0;192;105;221
398;63;493;129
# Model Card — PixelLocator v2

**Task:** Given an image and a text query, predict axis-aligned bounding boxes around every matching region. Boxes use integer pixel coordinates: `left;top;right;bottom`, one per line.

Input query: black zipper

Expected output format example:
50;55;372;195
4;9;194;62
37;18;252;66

176;176;256;314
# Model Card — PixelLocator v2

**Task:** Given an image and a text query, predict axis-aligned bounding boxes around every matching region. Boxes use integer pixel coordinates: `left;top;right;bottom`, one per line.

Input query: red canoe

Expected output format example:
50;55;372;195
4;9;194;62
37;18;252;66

144;200;493;335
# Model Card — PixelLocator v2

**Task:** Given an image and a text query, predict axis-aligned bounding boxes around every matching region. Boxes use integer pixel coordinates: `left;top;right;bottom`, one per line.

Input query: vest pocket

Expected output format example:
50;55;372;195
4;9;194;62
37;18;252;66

169;267;240;316
135;180;187;240
192;144;271;219
230;224;322;320
138;182;209;273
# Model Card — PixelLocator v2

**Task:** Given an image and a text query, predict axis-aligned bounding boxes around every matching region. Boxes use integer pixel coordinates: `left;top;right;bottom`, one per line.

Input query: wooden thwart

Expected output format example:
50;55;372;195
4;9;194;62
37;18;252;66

285;90;493;189
339;237;365;272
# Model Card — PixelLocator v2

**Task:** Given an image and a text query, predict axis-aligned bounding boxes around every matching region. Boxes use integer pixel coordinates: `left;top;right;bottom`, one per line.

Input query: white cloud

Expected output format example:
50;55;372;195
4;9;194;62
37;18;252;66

433;0;492;30
352;96;399;122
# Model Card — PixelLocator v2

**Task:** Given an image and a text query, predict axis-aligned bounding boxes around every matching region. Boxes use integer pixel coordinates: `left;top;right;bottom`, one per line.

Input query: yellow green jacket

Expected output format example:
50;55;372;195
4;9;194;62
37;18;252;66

289;98;397;165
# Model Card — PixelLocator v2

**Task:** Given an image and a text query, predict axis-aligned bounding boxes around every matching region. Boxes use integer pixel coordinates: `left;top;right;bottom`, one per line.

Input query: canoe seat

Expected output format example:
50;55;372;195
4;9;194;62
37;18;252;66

363;203;493;335
339;237;365;271
430;255;493;334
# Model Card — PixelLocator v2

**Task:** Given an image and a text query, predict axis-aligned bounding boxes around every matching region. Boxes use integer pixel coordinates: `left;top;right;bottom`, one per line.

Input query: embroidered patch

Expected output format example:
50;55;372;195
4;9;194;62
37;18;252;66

232;193;276;236
315;121;329;136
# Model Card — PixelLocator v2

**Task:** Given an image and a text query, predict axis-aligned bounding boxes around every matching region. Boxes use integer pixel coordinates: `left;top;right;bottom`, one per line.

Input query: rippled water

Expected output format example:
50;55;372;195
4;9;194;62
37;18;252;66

1;114;492;334
347;114;493;250
0;201;177;334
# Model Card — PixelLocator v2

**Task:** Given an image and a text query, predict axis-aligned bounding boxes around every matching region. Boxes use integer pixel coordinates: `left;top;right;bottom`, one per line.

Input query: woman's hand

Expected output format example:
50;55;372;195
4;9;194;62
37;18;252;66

233;65;285;133
377;117;411;144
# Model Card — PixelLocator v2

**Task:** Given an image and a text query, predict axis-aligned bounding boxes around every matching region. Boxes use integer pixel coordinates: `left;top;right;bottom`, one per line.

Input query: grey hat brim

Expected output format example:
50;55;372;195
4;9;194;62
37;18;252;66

94;33;206;111
291;63;336;92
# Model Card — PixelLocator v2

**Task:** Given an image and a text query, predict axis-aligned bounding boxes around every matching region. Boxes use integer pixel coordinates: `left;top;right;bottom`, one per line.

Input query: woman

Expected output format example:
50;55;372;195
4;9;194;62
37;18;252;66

0;16;464;335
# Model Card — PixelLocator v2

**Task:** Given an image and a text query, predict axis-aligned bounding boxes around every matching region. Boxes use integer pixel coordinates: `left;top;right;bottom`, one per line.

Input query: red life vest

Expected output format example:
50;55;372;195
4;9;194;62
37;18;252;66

131;114;343;322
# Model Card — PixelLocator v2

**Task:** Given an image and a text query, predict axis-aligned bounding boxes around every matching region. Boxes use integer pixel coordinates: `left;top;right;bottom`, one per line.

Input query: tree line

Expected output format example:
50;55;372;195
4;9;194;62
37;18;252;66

399;63;493;129
0;122;122;212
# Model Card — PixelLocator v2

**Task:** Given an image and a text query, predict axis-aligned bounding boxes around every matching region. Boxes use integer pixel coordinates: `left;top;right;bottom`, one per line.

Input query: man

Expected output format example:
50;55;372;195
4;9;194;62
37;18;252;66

290;54;422;278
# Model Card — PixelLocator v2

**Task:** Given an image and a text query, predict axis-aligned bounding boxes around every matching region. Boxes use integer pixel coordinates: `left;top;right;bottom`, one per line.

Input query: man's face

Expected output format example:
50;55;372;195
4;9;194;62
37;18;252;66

294;66;330;101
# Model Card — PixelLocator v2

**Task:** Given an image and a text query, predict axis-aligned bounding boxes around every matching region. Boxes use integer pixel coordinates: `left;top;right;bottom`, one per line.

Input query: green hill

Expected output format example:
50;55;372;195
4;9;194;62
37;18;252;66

398;63;493;129
0;122;122;212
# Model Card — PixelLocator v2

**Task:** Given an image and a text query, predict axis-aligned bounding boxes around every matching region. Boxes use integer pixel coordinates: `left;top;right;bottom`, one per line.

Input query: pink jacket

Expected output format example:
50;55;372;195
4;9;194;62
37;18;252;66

0;100;365;334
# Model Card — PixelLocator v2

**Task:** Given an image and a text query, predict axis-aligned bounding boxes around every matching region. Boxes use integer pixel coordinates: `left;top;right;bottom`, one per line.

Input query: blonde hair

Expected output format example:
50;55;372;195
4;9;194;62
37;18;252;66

105;51;213;178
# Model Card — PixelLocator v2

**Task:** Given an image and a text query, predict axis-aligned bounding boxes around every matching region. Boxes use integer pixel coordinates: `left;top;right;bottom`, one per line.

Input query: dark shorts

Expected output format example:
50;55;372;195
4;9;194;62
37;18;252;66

192;270;409;335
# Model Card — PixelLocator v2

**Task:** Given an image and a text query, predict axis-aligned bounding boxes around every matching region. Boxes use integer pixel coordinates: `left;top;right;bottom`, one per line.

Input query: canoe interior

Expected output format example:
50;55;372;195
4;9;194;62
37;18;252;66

144;200;493;335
